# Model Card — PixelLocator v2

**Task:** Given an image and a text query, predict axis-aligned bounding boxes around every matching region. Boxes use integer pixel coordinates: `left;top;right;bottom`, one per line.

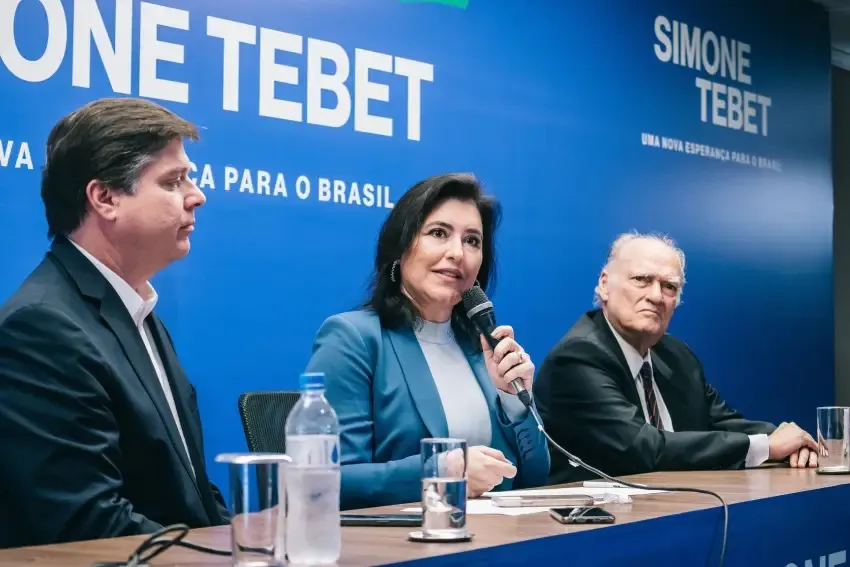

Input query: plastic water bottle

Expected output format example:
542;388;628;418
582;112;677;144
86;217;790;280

284;372;341;565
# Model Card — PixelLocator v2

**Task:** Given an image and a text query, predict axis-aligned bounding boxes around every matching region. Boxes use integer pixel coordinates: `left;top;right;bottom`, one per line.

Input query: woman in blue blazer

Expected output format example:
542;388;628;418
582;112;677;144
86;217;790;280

305;173;550;510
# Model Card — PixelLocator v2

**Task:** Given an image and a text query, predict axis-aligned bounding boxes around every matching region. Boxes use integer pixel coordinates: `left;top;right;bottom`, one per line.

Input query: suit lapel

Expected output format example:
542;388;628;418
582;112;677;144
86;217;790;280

98;296;201;492
591;311;643;409
386;327;449;439
458;342;498;413
459;342;503;443
48;238;201;494
147;316;221;522
146;316;204;469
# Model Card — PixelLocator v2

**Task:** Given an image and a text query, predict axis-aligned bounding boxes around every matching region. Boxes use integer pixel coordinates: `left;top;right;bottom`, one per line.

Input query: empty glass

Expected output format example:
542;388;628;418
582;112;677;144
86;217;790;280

419;438;469;540
816;407;850;474
216;453;291;566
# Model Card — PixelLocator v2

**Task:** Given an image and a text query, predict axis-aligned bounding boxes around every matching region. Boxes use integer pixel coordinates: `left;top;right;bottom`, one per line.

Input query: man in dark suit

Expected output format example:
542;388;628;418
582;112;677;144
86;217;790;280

534;232;819;483
0;98;229;548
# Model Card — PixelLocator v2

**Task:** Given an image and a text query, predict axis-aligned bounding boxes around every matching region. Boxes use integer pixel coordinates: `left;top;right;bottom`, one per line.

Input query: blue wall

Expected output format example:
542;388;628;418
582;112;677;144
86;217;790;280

0;0;833;493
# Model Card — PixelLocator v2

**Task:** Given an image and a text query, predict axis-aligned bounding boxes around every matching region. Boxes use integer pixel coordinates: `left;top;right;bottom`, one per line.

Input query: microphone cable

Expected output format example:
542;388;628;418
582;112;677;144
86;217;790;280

90;523;234;567
527;406;728;567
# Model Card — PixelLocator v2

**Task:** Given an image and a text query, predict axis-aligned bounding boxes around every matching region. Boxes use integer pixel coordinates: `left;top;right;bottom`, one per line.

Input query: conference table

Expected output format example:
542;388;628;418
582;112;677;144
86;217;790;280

1;468;848;567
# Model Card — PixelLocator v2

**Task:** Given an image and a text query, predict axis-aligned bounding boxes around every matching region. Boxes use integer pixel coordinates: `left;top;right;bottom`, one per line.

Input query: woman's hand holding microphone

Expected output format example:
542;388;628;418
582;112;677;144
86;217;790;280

480;325;534;395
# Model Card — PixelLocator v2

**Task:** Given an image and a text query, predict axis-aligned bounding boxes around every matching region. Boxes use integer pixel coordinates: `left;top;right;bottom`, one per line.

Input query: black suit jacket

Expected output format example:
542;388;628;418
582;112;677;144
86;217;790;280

0;238;229;548
534;309;776;484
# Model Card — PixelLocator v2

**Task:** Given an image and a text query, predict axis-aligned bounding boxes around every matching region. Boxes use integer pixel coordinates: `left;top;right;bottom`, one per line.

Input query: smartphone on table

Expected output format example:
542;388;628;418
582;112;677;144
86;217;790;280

548;506;615;524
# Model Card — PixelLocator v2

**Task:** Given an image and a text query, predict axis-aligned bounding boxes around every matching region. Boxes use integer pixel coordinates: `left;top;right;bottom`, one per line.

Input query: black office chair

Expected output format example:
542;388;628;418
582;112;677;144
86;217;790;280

236;391;301;509
237;391;301;453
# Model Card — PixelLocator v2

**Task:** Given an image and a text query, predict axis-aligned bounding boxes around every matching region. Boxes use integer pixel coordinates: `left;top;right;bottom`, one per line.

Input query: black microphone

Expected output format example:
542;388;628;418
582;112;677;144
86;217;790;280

461;286;533;408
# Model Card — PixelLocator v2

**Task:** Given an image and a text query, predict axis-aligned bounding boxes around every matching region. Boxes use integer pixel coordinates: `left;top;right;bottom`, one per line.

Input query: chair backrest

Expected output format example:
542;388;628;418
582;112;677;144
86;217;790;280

237;391;301;453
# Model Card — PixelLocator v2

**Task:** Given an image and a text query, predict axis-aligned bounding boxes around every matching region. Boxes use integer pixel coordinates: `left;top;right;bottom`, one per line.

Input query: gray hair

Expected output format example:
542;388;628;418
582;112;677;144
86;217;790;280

593;231;687;306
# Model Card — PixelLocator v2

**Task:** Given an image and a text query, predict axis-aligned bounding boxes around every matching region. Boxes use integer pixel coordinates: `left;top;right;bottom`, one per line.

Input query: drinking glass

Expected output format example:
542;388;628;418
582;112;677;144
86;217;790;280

419;438;469;539
216;453;291;566
817;407;850;474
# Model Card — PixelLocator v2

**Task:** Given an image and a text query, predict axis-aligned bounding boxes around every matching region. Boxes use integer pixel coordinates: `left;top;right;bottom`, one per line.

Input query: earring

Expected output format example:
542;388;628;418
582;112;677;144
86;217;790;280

390;260;399;283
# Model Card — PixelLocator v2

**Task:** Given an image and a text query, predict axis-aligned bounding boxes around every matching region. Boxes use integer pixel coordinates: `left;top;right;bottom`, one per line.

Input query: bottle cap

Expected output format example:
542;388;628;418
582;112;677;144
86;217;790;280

300;372;325;390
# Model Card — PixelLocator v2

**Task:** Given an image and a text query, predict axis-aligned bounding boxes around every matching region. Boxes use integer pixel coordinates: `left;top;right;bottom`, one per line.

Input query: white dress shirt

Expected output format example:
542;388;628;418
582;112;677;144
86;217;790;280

70;240;195;477
604;317;769;468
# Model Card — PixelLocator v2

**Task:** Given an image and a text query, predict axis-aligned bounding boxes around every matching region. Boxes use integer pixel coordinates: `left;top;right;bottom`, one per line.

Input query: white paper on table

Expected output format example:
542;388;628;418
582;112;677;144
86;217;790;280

401;500;551;516
481;486;666;499
399;486;668;517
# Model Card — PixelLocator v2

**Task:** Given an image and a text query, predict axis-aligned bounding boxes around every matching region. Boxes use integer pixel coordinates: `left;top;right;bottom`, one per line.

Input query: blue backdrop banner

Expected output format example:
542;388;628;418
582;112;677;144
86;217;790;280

0;0;833;493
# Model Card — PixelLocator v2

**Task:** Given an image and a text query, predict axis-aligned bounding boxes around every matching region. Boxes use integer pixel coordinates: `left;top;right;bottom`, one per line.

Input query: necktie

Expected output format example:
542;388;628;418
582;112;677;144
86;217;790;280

639;361;662;429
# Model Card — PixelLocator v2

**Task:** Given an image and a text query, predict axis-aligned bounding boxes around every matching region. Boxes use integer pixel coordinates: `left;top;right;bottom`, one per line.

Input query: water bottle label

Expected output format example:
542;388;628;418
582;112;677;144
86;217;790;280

287;434;339;466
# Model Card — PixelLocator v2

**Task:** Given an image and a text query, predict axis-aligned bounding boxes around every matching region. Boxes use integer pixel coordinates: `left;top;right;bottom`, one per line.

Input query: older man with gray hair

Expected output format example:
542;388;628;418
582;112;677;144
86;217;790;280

534;231;818;483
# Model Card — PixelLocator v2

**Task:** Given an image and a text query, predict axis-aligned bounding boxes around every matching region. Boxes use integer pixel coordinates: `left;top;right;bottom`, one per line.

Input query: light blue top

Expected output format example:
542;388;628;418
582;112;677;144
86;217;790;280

413;319;529;445
304;309;551;510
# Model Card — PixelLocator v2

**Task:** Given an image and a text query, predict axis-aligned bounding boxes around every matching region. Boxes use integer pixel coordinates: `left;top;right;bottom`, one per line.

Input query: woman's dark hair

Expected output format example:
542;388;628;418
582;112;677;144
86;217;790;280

364;172;502;348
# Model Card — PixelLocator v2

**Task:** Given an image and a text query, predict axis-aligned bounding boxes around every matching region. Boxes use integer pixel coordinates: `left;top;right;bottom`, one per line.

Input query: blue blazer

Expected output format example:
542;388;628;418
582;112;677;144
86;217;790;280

305;309;550;510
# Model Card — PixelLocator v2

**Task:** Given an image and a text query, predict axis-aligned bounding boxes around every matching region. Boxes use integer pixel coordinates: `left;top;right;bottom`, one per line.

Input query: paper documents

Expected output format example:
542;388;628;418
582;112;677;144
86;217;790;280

401;484;667;517
401;500;549;517
481;485;665;499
